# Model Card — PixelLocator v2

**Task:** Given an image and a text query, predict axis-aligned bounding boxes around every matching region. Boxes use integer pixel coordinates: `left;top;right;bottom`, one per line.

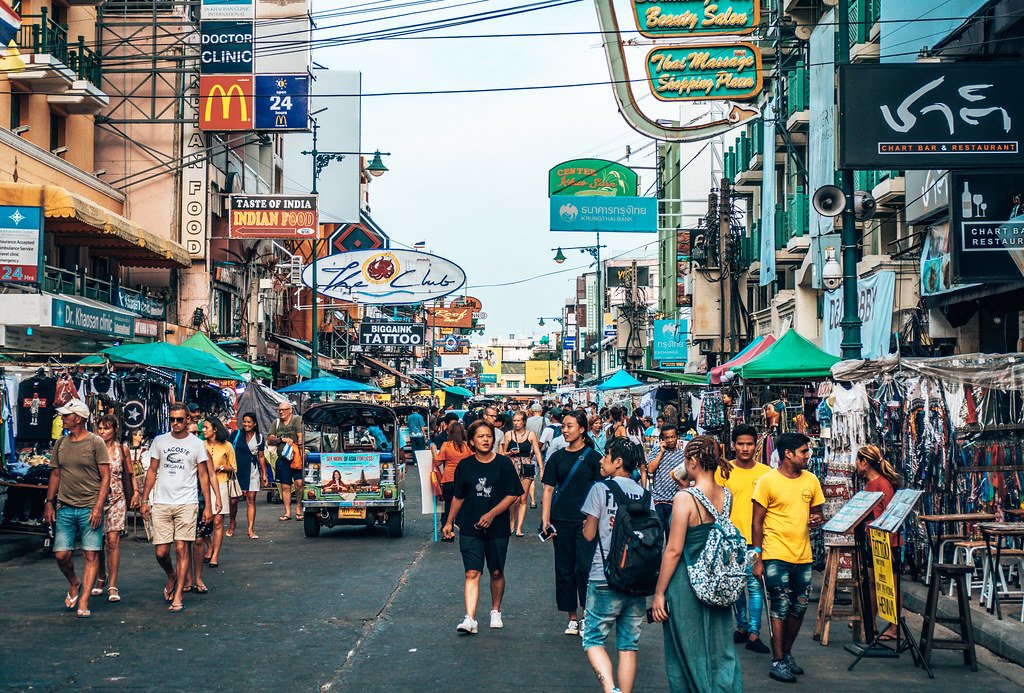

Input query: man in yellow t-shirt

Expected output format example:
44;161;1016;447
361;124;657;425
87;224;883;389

716;424;772;655
751;432;824;684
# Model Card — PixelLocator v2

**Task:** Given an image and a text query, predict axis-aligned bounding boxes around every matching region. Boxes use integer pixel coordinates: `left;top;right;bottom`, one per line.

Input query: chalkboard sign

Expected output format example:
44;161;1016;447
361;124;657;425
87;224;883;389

822;491;884;534
870;489;924;534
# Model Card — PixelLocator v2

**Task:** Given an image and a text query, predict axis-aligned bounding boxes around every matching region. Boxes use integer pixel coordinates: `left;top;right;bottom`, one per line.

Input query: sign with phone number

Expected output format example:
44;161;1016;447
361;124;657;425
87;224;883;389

0;206;43;283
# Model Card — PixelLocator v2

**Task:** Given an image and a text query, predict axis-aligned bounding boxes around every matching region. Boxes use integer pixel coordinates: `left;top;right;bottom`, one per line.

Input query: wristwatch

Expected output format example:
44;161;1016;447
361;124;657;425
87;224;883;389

43;499;54;505
752;547;762;555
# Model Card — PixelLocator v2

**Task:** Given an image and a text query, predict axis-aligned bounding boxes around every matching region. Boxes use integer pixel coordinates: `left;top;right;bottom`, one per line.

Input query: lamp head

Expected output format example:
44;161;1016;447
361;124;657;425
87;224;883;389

538;318;545;326
553;248;567;264
365;151;388;177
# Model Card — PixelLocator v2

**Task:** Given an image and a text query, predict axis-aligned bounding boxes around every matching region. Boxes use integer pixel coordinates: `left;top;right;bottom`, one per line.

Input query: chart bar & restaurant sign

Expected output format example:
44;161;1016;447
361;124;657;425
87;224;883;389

228;194;318;239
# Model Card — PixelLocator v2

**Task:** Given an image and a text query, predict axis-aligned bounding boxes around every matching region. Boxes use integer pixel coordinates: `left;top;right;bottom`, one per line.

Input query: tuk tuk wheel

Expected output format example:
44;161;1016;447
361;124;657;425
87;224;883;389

303;512;321;538
387;507;404;538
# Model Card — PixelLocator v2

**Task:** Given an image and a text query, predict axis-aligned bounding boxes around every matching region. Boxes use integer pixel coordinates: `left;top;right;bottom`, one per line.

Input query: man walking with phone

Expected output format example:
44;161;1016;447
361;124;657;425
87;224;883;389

751;433;824;683
645;425;687;536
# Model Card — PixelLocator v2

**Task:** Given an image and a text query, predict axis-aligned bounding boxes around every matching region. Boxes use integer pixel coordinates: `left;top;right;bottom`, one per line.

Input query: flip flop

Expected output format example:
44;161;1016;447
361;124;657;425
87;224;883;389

879;633;898;642
64;590;79;610
163;585;175;603
278;515;291;521
91;578;106;597
515;532;525;537
182;585;193;593
209;561;219;568
168;603;185;613
76;609;92;618
248;534;259;540
107;587;121;603
225;531;234;538
195;583;209;594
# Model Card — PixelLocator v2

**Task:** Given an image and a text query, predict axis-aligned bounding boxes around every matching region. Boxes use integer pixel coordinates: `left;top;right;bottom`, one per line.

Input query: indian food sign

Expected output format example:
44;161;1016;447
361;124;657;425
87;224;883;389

631;0;759;38
645;43;761;102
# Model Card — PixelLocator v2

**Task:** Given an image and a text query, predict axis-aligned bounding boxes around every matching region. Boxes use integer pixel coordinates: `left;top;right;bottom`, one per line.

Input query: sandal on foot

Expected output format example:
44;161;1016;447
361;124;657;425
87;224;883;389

182;585;193;593
278;515;291;521
163;586;175;603
248;533;259;540
91;578;106;597
208;561;219;568
195;583;209;594
64;590;80;610
76;609;92;618
168;603;185;613
107;587;121;603
225;531;234;538
515;532;525;537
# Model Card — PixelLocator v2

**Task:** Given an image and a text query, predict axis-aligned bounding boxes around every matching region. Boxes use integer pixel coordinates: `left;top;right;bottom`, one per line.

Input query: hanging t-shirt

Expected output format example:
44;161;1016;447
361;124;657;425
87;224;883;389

149;432;209;505
17;376;57;443
542;446;602;524
452;453;521;538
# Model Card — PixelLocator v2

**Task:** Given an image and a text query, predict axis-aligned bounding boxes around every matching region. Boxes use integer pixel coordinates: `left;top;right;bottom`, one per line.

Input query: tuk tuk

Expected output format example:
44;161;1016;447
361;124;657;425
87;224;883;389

301;402;406;538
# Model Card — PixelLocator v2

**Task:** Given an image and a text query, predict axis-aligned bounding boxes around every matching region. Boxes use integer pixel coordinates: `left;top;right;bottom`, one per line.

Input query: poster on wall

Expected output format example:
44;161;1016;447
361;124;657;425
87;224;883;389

0;206;42;283
921;220;981;297
951;172;1024;282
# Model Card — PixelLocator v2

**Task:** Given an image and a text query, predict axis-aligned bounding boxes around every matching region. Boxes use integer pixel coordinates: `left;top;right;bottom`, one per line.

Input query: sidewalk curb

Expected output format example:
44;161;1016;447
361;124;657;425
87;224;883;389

0;536;46;564
903;581;1024;667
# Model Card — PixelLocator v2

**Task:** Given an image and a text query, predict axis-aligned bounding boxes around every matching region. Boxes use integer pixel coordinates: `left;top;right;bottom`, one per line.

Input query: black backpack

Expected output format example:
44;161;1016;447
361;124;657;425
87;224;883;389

596;480;664;597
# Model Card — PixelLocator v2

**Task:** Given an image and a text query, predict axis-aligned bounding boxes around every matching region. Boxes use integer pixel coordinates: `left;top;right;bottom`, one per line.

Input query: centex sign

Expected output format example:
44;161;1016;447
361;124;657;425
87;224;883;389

200;75;253;131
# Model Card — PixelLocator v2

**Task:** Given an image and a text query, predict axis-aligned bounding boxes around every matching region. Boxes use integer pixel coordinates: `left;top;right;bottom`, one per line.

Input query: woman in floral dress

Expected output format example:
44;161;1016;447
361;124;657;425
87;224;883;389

93;415;137;602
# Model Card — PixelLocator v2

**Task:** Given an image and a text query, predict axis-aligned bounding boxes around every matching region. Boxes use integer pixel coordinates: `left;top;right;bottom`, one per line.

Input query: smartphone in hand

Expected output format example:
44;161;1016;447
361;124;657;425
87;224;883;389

537;524;557;542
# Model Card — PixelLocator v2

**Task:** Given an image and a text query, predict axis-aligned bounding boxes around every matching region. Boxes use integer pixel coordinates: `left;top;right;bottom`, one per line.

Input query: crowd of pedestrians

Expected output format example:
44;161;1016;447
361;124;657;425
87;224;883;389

433;401;832;692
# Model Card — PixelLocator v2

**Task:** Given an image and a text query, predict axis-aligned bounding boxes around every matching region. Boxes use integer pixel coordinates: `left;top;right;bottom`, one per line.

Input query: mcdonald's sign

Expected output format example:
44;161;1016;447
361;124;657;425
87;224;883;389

254;73;309;131
199;75;253;131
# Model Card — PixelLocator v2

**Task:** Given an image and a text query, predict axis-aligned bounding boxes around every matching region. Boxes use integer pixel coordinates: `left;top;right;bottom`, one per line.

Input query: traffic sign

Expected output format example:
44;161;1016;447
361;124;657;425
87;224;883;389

254;74;309;131
563;335;577;350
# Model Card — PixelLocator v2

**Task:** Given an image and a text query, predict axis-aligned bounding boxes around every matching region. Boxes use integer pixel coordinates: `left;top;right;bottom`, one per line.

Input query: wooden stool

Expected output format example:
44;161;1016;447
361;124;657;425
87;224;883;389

814;540;865;646
920;563;978;672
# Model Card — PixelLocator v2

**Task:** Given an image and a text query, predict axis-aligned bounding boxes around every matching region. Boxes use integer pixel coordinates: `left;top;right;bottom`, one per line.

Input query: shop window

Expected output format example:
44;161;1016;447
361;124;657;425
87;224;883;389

10;92;26;130
49;112;66;153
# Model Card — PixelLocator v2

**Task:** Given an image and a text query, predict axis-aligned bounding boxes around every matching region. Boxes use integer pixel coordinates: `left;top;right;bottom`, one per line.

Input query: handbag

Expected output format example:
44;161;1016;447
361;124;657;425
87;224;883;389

227;472;243;499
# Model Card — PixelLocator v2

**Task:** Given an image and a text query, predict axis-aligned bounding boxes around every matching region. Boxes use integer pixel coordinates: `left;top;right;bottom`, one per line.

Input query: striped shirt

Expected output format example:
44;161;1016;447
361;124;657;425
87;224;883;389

647;444;688;503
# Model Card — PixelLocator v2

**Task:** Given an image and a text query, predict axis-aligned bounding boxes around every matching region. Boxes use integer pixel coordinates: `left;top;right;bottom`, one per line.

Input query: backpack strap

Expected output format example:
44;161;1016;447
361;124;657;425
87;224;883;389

683;487;722;522
602;478;650;512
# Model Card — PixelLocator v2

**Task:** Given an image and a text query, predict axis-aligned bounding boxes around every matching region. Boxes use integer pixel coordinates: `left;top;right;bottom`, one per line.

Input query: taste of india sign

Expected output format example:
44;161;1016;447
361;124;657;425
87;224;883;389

646;43;762;102
632;0;759;38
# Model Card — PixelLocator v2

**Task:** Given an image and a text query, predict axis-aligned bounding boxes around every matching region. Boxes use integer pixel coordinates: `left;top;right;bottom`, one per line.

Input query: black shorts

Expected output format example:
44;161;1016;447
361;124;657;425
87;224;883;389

275;460;303;485
459;534;510;574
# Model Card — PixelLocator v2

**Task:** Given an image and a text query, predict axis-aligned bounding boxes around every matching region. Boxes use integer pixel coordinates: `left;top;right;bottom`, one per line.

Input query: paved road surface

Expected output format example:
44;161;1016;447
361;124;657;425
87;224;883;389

2;468;1022;692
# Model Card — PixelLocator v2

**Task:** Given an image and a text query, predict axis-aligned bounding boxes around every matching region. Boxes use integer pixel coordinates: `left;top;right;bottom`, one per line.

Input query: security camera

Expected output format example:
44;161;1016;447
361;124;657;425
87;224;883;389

821;247;842;291
854;191;877;222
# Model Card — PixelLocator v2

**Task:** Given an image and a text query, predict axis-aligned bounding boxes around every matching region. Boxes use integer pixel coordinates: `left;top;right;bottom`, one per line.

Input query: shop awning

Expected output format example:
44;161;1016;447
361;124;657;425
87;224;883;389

0;182;191;268
633;369;709;386
710;334;777;384
443;385;474;398
278;375;381;394
357;353;415;383
182;331;272;380
733;329;840;381
597;370;644;391
101;342;243;381
267;333;333;371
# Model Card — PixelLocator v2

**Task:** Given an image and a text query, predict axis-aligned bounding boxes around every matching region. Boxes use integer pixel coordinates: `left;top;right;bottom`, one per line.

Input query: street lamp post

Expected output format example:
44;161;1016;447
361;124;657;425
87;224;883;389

301;113;390;379
553;234;607;381
538;316;565;389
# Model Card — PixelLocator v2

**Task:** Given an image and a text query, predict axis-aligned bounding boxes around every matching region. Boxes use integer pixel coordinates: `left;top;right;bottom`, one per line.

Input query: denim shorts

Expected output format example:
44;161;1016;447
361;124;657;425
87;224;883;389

582;582;646;652
53;504;104;552
763;560;813;620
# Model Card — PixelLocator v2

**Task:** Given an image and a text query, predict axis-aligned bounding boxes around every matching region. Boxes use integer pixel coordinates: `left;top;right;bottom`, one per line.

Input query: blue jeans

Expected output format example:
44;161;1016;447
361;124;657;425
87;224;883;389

733;551;764;636
53;505;104;552
763;559;813;620
654;502;673;539
582;582;646;652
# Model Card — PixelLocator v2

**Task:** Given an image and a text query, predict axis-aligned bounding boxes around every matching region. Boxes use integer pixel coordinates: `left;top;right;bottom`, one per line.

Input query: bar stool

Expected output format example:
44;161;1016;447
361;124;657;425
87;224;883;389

949;540;986;598
813;540;864;646
920;563;978;672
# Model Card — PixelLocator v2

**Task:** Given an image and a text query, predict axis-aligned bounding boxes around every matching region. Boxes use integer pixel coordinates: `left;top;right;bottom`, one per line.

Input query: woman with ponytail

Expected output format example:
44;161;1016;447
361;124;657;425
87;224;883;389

856;445;901;641
651;435;743;692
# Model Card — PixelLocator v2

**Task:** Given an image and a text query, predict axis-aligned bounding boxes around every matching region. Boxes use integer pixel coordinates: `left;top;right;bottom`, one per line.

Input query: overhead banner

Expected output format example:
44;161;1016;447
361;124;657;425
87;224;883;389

840;63;1024;169
427;305;473;329
631;0;759;38
0;205;42;283
550;196;657;233
229;194;318;239
548;159;639;197
302;249;467;305
199;75;253;131
809;11;836;238
759;97;778;286
823;271;896;360
358;321;425;347
645;44;761;102
199;21;253;74
254;74;310;130
950;171;1024;283
653;319;688;363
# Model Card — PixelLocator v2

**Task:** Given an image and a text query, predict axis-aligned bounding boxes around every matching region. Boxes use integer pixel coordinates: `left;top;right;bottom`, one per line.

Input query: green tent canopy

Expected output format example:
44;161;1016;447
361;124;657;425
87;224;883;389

101;342;243;381
633;369;709;386
182;332;272;380
733;329;840;380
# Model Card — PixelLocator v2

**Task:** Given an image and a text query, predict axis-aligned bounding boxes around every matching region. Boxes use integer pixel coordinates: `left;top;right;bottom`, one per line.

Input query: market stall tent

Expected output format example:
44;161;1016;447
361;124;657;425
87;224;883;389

633;369;709;386
278;375;382;394
709;334;777;384
732;329;840;380
182;332;272;380
100;342;243;381
597;370;644;390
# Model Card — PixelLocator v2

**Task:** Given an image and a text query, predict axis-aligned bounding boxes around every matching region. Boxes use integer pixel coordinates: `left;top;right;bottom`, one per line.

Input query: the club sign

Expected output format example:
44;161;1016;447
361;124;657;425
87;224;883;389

358;321;425;348
645;44;762;102
302;249;467;305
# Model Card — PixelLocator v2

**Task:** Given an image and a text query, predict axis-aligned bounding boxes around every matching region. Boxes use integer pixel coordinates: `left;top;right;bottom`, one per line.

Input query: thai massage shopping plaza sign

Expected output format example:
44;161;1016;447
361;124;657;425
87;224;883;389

631;0;759;38
646;44;761;102
549;159;639;197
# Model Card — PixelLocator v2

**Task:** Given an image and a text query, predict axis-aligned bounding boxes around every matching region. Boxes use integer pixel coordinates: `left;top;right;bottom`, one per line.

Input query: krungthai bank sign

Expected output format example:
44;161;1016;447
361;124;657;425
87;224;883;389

199;75;253;131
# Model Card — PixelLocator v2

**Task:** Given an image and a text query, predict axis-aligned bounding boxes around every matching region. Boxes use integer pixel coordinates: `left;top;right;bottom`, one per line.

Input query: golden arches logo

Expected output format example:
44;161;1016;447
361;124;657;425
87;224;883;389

204;83;248;122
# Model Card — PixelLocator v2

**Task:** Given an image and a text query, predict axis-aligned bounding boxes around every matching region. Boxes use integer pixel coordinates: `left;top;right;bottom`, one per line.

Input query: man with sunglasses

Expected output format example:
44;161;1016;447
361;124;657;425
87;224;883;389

268;401;303;521
140;402;212;613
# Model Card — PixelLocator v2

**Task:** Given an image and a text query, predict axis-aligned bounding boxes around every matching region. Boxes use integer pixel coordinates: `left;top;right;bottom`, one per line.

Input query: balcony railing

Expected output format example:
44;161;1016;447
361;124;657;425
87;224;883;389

784;192;808;244
18;9;102;84
855;169;900;192
849;0;881;46
42;264;166;316
785;63;809;118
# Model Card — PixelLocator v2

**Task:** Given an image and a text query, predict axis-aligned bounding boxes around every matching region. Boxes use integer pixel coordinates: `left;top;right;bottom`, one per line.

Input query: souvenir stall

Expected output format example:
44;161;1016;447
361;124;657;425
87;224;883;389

633;370;709;432
831;353;1024;574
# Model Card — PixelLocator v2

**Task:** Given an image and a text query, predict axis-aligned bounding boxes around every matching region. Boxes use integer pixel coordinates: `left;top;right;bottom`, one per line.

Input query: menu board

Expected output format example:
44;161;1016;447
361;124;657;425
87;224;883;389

870;489;924;534
822;491;884;534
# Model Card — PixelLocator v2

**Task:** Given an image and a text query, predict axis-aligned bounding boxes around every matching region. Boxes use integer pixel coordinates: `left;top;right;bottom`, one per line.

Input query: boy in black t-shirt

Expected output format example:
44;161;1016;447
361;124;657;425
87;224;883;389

442;420;522;635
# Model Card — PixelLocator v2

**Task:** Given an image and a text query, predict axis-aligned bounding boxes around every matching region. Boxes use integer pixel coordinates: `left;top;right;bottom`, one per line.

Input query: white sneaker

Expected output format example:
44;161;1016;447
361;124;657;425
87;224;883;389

564;619;579;635
578;618;586;638
490;610;503;629
456;615;478;634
